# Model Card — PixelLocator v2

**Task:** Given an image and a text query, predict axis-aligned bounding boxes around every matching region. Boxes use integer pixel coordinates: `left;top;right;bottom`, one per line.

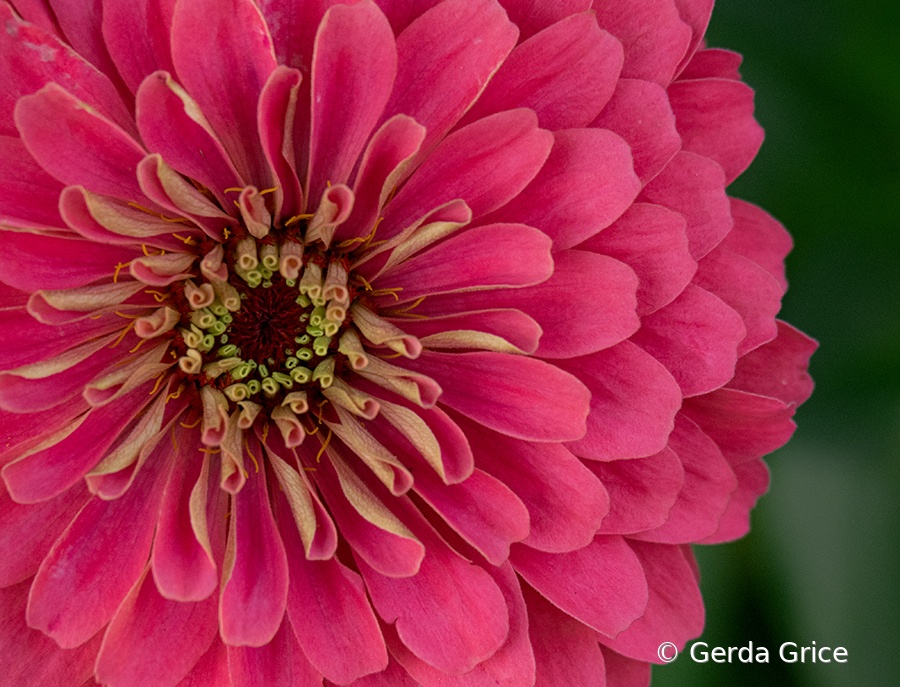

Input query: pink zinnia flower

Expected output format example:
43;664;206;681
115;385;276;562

0;0;815;685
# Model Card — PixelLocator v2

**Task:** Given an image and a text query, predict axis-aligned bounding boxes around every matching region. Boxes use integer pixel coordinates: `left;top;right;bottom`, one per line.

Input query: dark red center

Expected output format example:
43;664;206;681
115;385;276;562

227;276;308;365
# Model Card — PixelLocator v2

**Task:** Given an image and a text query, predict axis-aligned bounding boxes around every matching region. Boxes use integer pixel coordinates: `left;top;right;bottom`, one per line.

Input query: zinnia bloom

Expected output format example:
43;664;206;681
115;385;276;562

0;0;815;685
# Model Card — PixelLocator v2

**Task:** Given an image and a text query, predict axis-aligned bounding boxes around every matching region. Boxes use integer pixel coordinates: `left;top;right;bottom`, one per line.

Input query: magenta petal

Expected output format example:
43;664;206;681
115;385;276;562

721;198;793;291
682;388;797;465
672;0;715;76
339;656;419;687
0;482;89;586
228;616;323;687
15;84;149;203
26;451;169;648
461;13;623;130
510;535;647;637
699;459;770;543
174;639;231;687
600;646;651;687
0;579;102;687
680;47;744;80
561;341;682;461
0;135;65;228
376;224;553;300
728;320;817;406
220;455;289;647
629;415;736;543
383;109;553;234
396;309;542;355
45;0;123;87
669;77;764;184
404;351;590;442
598;542;704;662
593;0;692;87
497;0;592;41
95;567;219;687
101;0;177;93
591;78;681;184
357;513;510;675
632;284;745;397
382;0;518;161
171;0;277;187
306;1;397;206
639;150;732;260
2;382;155;503
485;128;640;251
591;448;684;535
524;583;608;685
580;202;695;316
258;66;304;221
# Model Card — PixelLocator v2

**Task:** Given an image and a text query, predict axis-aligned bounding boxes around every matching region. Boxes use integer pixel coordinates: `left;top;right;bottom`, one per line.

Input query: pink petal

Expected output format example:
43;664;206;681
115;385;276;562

0;397;89;470
306;1;397;207
484;128;640;251
357;507;510;674
0;481;89;586
101;0;177;92
0;579;102;687
631;284;745;397
460;13;623;130
385;561;536;687
681;388;797;465
591;448;684;535
524;583;608;685
600;647;651;687
0;135;65;228
381;0;518;162
174;639;231;687
336;657;419;687
671;0;715;76
699;458;770;543
510;535;647;637
591;78;681;185
497;0;592;41
258;66;304;221
561;341;682;461
135;71;243;207
728;320;817;406
26;450;169;648
669;77;764;184
274;486;388;684
0;3;134;137
721;198;793;291
629;415;736;543
2;382;155;503
45;0;123;87
395;309;542;355
463;421;608;553
220;453;289;647
95;567;219;687
403;351;590;442
592;0;692;87
228;616;323;687
382;109;553;235
639;150;732;260
580;202;695;316
679;48;744;81
598;542;704;661
693;244;783;355
376;224;553;300
170;0;277;186
15;83;149;202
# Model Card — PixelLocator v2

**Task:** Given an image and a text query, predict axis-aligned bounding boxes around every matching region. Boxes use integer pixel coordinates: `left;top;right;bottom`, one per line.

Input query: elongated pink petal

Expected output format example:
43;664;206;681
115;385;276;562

497;0;592;41
600;646;651;687
306;1;396;207
580;202;695;316
524;583;608;685
598;542;704;661
404;351;590;442
511;535;647;637
258;66;303;221
15;84;149;203
170;0;277;187
632;284;745;397
561;341;682;461
101;0;177;92
591;78;681;184
220;456;289;647
0;579;102;687
340;657;419;687
699;458;769;543
0;482;89;586
460;13;623;130
174;639;231;687
0;136;65;228
26;449;169;648
591;448;684;535
228;616;323;687
46;0;123;87
485;128;640;250
382;0;518;161
721;198;793;291
672;0;715;76
95;567;219;687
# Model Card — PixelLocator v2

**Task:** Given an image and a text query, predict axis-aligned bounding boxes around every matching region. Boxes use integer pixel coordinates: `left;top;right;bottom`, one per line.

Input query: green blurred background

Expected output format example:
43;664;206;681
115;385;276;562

656;0;900;685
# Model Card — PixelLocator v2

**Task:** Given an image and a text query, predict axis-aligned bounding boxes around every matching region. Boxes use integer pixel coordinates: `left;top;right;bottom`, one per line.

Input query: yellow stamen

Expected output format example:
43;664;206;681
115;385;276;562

166;383;185;402
316;427;333;462
384;296;426;315
172;233;198;246
305;423;320;436
199;447;221;454
149;372;167;396
260;186;279;196
223;227;232;240
371;287;402;301
114;311;140;319
223;187;244;194
112;262;130;283
376;351;405;359
180;417;202;428
245;439;260;474
145;289;168;303
109;319;136;348
171;425;178;450
128;337;150;354
355;274;374;292
285;213;315;227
